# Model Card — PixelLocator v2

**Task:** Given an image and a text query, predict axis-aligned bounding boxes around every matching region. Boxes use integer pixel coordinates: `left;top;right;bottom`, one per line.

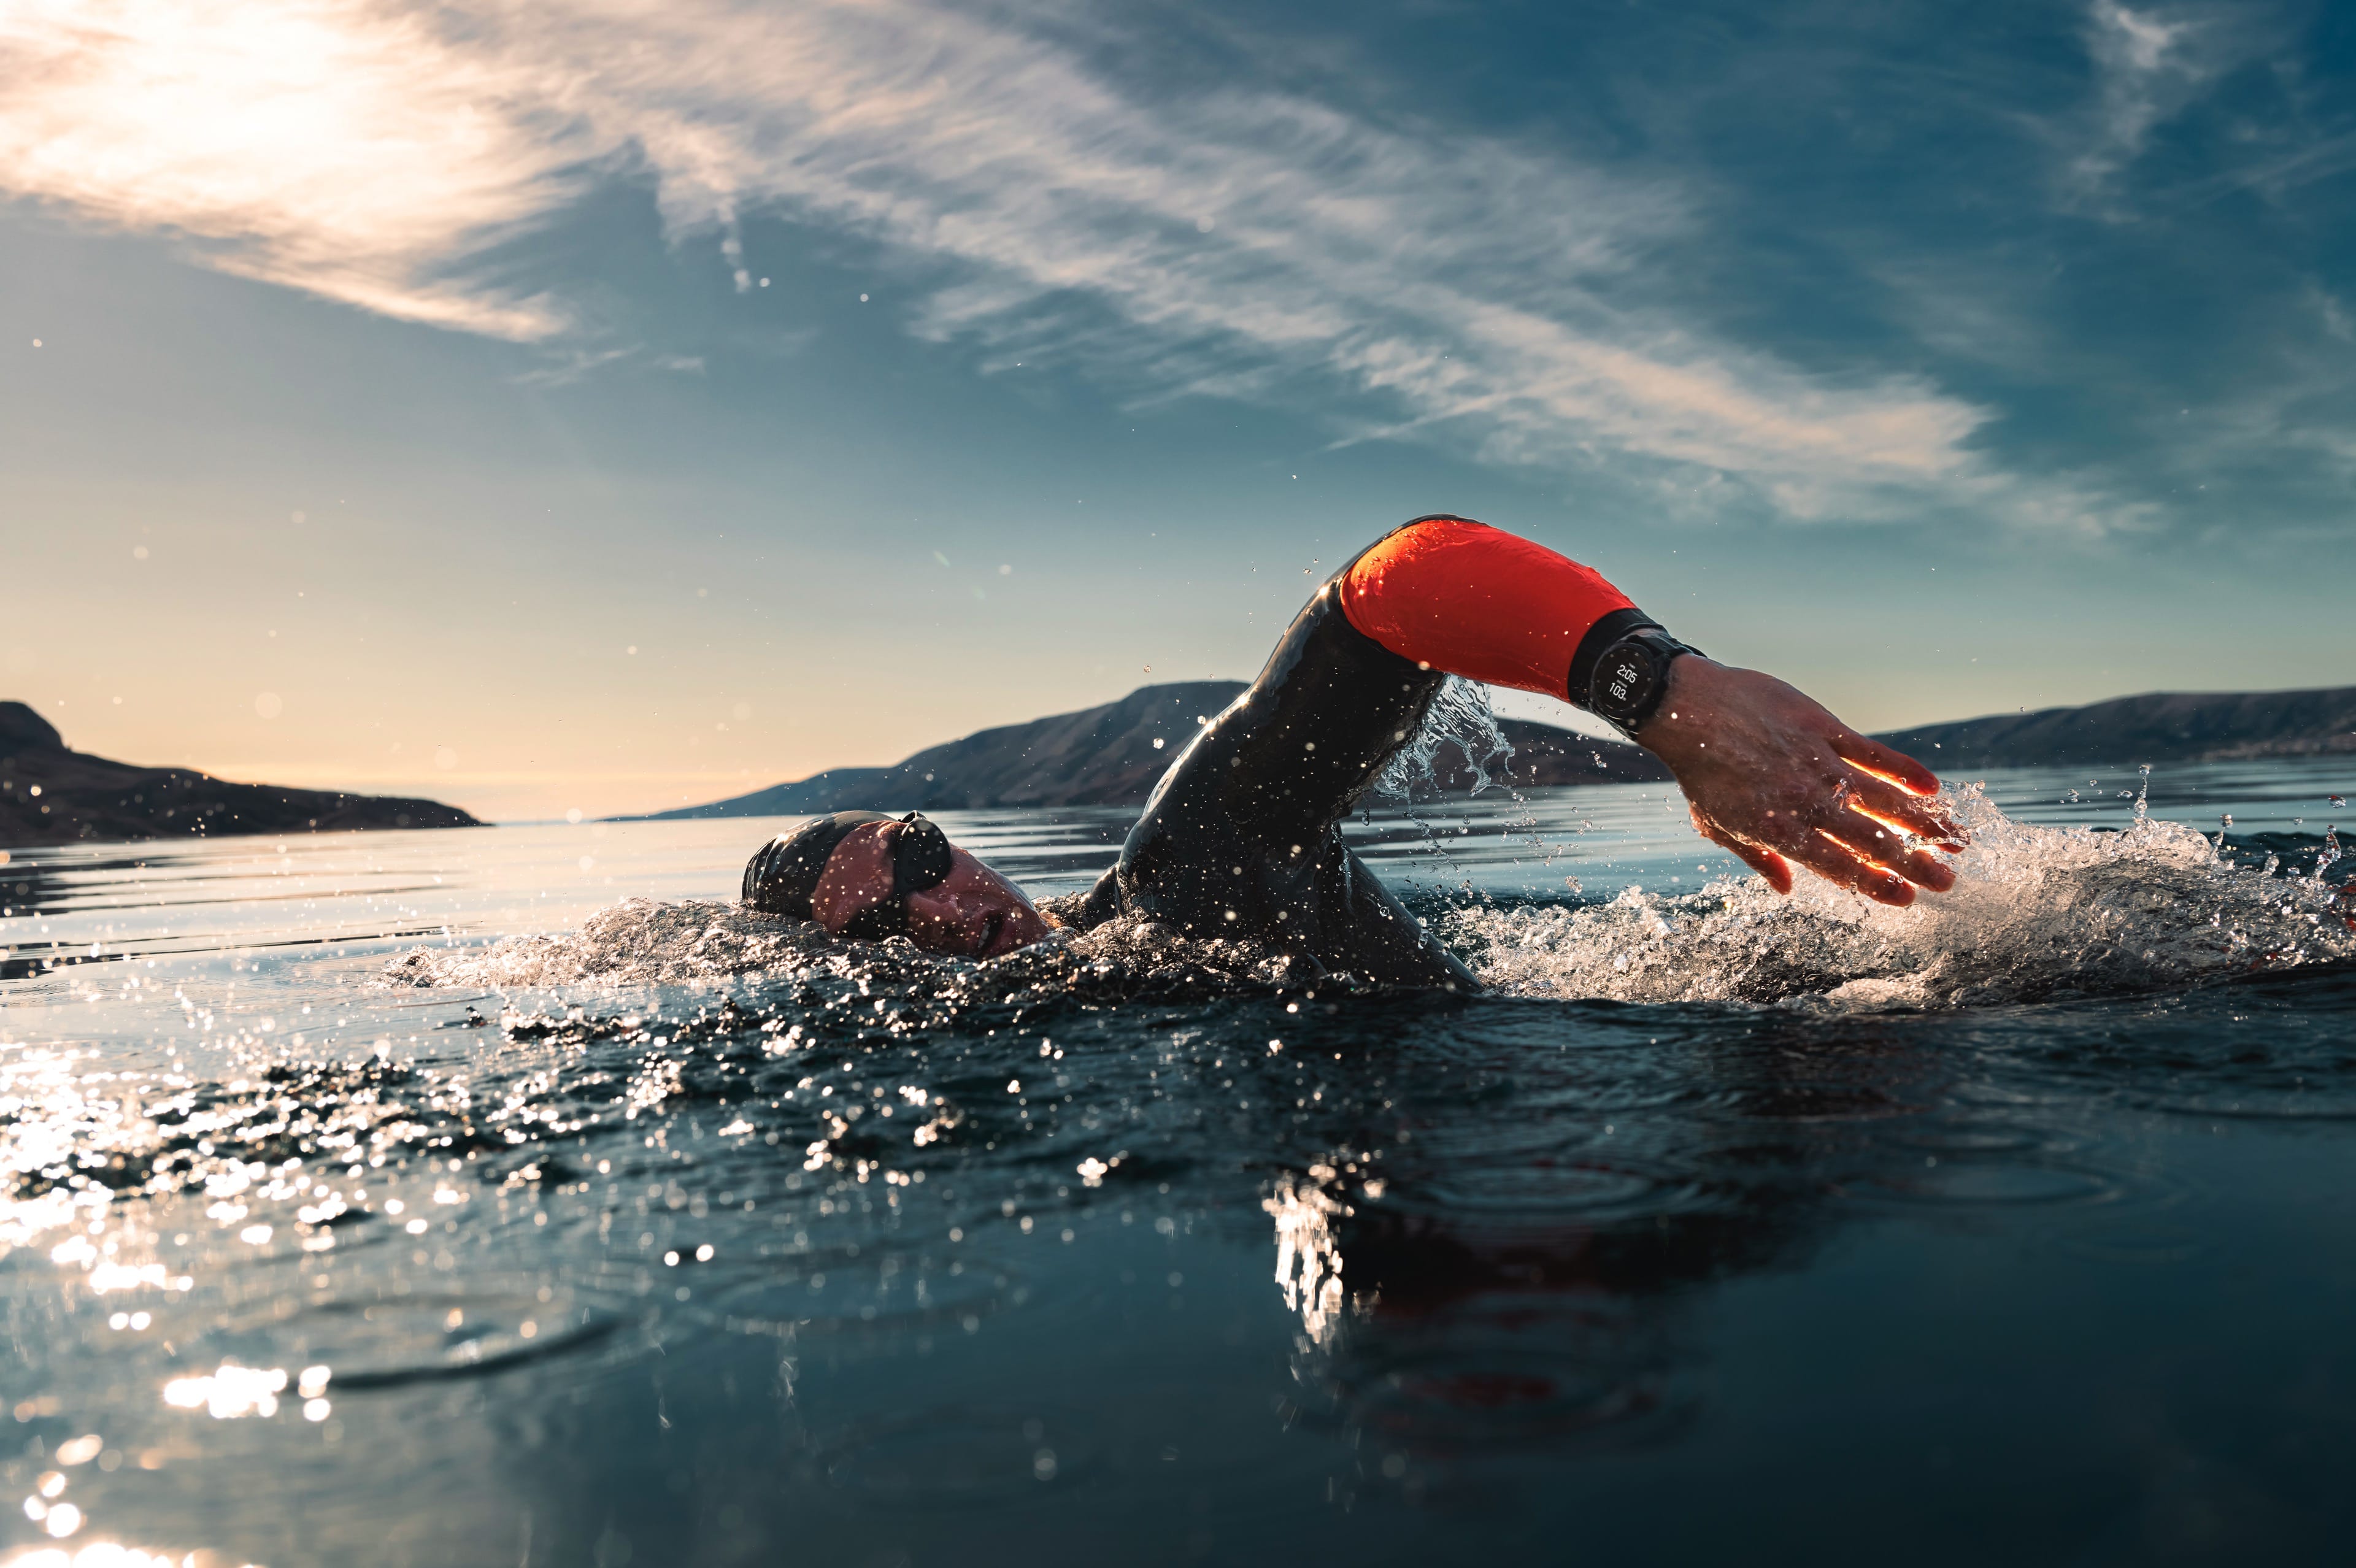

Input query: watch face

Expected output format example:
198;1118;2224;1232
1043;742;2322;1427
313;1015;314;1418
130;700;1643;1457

1596;644;1660;718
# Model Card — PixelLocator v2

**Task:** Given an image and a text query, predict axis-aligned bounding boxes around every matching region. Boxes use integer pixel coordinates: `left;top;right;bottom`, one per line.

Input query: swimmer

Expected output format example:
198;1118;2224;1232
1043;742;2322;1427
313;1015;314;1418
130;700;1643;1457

744;514;1962;987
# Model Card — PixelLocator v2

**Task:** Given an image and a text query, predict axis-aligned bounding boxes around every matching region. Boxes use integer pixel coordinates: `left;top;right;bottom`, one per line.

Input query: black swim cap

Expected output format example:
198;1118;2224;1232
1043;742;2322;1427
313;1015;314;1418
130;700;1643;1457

742;812;895;919
742;812;957;927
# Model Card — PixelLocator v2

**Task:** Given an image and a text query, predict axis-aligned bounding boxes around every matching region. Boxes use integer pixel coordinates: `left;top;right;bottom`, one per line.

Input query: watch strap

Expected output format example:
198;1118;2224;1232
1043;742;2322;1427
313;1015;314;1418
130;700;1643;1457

1566;607;1662;704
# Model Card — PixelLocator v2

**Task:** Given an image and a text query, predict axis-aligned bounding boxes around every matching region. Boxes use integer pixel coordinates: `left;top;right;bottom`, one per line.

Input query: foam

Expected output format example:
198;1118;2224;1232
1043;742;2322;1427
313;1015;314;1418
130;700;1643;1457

380;898;834;989
1446;785;2356;1008
380;897;1305;995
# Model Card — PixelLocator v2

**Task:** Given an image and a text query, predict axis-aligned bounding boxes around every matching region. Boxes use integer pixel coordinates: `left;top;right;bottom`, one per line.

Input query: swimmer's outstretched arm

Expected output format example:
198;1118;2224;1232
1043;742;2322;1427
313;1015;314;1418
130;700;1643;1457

1342;517;1960;907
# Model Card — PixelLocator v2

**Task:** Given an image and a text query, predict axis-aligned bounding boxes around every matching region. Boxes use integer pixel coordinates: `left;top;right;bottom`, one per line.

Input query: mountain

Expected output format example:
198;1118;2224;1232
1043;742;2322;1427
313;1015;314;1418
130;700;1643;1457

636;678;2356;826
1877;686;2356;769
629;680;1671;820
0;701;482;848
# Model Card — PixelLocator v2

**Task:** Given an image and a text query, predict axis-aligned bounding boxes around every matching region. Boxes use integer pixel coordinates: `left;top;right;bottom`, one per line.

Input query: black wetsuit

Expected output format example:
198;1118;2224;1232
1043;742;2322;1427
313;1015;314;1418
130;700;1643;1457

1064;529;1476;989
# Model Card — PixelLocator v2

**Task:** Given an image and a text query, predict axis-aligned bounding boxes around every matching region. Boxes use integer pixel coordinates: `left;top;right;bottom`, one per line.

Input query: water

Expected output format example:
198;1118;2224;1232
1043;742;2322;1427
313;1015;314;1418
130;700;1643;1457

6;758;2356;1566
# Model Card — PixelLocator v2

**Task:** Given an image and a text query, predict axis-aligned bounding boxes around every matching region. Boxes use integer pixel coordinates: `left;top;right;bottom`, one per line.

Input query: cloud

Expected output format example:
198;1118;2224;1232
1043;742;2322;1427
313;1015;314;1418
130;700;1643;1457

0;0;2044;522
0;0;585;337
2308;283;2355;344
2063;1;2236;206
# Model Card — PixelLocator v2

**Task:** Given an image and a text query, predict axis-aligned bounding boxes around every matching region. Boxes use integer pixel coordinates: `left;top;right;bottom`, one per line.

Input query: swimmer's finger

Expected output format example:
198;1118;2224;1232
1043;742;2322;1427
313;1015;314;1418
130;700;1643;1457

1846;778;1966;850
1831;731;1941;797
1792;831;1917;907
1694;811;1793;894
1820;818;1957;893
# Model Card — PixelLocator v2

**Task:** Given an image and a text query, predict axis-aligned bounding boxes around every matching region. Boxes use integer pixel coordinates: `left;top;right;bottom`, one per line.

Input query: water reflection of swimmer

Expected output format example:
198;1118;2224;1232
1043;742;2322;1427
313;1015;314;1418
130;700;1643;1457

1274;1015;1954;1456
744;515;1962;985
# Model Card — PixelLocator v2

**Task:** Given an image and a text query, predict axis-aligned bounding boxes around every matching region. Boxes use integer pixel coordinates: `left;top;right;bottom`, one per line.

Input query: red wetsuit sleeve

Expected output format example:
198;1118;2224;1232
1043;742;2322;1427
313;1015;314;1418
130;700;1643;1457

1339;517;1639;702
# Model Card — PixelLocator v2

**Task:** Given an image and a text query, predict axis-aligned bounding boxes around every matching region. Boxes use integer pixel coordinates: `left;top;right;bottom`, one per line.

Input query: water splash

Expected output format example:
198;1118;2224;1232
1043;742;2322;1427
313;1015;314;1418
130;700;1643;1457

1447;783;2356;1009
380;897;1312;997
1372;676;1514;803
381;898;833;988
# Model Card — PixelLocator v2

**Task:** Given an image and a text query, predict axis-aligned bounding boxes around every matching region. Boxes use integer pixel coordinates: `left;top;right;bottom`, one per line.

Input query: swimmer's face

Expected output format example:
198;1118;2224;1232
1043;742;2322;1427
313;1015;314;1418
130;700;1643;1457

809;820;1051;958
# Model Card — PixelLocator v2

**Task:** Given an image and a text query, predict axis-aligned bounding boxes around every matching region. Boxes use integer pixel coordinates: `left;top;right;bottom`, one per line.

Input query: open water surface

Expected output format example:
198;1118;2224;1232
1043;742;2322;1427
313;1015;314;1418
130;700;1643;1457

6;757;2356;1566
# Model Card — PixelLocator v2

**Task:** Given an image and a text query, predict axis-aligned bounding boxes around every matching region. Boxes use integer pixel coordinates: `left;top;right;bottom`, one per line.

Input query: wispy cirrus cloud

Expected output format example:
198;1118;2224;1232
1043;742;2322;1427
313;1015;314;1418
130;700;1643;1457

1;0;2038;521
2066;1;2210;200
2058;0;2309;213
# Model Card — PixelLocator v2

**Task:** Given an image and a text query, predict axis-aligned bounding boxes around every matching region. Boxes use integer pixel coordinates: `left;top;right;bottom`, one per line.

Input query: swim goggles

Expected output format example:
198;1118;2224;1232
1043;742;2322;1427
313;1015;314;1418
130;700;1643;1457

837;813;955;939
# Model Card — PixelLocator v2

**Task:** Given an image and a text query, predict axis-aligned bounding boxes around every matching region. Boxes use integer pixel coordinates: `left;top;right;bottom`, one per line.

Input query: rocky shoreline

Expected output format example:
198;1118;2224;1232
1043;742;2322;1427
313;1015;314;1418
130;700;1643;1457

1;702;480;848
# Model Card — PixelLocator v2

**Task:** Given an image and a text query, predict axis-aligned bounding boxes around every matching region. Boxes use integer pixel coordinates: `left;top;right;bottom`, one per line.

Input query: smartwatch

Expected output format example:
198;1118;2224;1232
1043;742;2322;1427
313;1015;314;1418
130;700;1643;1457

1580;622;1701;737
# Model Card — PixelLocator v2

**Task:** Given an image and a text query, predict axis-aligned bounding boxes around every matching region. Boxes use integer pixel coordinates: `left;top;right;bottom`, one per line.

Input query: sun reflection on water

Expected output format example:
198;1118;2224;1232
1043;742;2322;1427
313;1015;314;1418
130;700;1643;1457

1264;1167;1354;1343
2;1547;260;1567
158;1363;288;1421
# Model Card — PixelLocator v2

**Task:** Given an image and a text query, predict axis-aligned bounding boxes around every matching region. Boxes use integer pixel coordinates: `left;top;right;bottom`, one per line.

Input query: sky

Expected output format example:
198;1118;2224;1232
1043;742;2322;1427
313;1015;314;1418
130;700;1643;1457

3;0;2353;821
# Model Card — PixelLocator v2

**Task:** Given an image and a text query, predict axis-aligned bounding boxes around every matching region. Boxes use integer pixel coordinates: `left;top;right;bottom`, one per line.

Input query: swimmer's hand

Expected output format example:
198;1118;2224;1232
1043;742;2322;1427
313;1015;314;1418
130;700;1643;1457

1634;658;1964;907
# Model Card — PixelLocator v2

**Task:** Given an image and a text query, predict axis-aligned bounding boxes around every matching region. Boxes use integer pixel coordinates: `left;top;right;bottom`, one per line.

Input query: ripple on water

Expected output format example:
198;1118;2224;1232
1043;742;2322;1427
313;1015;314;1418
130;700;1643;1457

2027;1151;2211;1267
255;1291;621;1389
1328;1296;1700;1455
1369;1111;1698;1226
1884;1123;2059;1157
1836;1116;2212;1263
1844;1157;2127;1210
1402;1155;1677;1224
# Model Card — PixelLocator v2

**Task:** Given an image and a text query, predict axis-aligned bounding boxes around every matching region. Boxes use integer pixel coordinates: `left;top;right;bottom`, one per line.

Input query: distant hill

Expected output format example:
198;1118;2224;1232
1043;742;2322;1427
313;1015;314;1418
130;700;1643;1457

630;680;1671;820
0;701;481;848
635;678;2356;825
1878;686;2356;769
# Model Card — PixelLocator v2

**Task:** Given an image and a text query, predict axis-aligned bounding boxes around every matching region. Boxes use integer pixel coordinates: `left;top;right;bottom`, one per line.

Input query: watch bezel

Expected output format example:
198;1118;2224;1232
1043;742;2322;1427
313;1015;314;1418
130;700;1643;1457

1587;628;1696;735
